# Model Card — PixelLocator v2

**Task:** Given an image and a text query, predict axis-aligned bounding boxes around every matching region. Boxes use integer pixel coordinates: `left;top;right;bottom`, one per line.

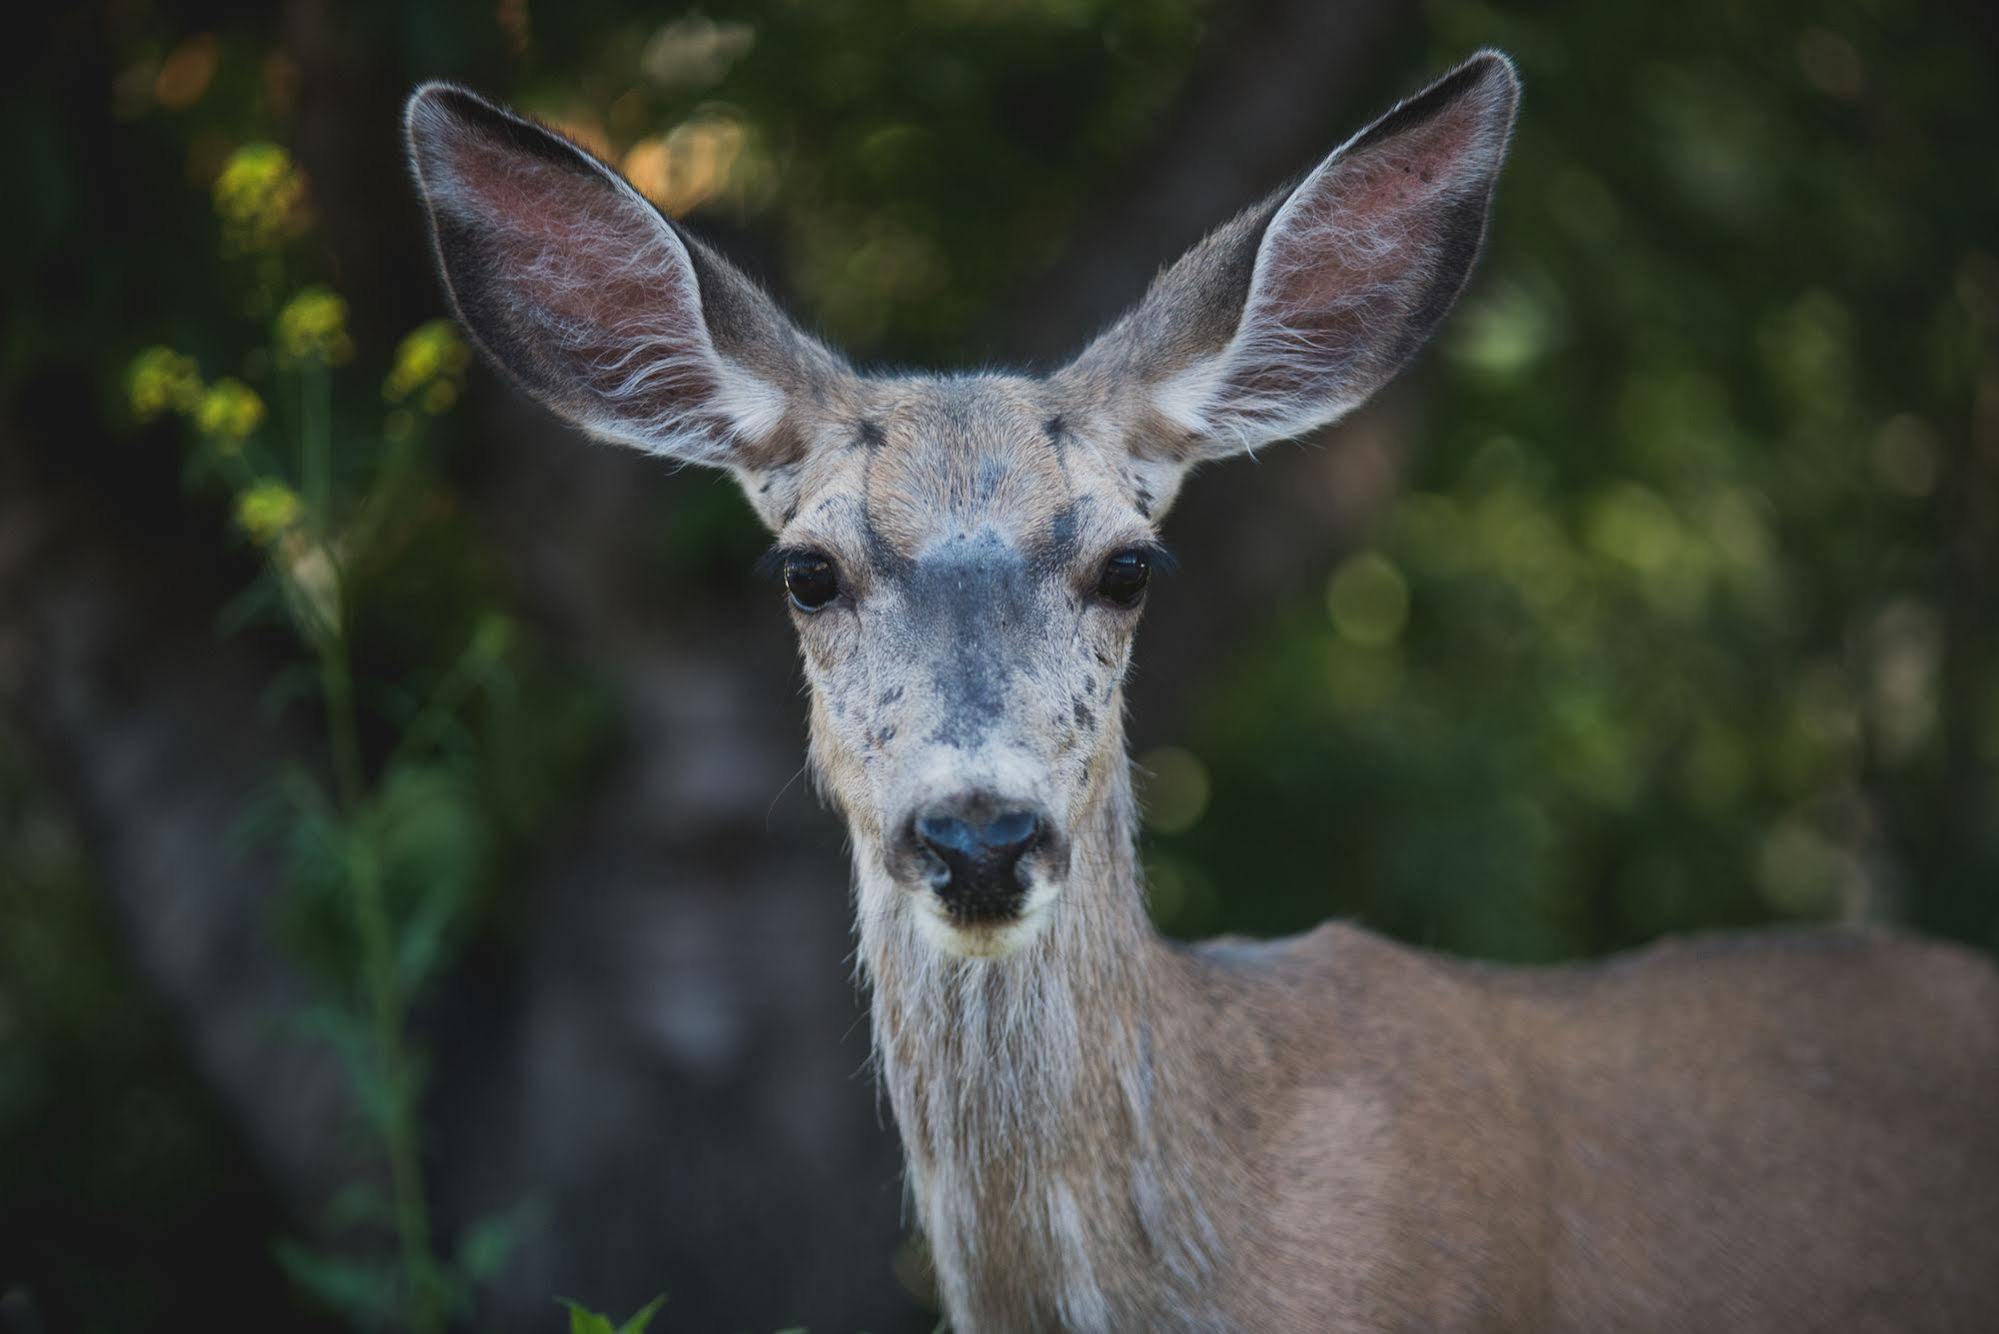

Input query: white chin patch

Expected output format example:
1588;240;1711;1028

912;880;1059;959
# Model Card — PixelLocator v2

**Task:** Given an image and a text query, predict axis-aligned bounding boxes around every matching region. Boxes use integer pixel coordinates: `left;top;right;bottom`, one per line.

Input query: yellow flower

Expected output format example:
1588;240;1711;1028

128;346;203;421
420;380;458;415
276;287;354;365
195;378;266;443
384;320;470;404
214;143;308;251
235;480;303;545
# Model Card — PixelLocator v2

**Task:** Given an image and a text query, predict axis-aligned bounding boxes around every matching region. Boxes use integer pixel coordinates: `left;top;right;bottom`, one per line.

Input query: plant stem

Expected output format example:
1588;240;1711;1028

385;632;489;775
348;832;444;1334
304;361;332;541
324;613;444;1333
302;358;364;811
321;639;368;816
298;357;444;1333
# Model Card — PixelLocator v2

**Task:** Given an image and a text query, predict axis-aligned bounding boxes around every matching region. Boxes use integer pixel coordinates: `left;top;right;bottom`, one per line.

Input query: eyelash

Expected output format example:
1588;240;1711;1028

752;546;807;582
1116;541;1176;577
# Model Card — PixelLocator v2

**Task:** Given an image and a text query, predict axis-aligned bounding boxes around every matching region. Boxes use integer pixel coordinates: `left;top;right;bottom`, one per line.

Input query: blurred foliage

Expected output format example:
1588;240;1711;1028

120;130;601;1329
1144;0;1999;963
5;0;1998;1327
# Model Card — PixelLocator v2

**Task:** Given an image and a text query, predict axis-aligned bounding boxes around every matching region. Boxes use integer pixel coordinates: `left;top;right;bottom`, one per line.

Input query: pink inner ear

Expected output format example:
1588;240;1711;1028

1260;93;1487;320
1190;84;1503;437
453;132;696;334
439;121;721;431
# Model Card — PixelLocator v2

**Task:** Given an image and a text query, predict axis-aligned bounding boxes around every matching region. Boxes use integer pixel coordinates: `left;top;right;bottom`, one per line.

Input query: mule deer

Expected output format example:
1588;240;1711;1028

405;52;1999;1332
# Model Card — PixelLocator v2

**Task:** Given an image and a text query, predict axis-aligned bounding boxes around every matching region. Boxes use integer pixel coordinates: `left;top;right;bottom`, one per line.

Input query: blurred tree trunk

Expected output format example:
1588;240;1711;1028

0;431;374;1227
977;0;1411;368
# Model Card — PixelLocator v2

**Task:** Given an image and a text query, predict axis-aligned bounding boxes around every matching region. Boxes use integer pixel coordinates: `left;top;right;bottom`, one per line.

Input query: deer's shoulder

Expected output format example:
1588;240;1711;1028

1180;923;1560;1330
1179;920;1531;1093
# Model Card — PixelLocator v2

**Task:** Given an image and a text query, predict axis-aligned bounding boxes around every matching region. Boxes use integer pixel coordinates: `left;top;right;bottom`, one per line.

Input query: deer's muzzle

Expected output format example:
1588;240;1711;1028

900;794;1051;922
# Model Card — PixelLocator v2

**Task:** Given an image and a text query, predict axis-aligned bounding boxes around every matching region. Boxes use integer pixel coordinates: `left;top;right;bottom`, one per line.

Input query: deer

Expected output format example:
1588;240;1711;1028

404;51;1999;1333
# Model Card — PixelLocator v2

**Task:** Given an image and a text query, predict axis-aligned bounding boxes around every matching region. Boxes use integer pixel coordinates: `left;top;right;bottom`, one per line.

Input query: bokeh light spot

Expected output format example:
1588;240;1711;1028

1326;552;1410;647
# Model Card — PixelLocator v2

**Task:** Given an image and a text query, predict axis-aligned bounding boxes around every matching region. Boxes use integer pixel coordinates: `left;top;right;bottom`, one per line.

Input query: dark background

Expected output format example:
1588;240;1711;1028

4;0;1997;1330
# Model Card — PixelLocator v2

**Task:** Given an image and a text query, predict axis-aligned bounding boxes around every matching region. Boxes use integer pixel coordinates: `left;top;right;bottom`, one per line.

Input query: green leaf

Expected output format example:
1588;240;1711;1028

556;1294;667;1334
275;1239;403;1325
454;1198;546;1284
557;1298;617;1334
215;573;285;638
286;1002;402;1141
258;660;325;721
369;763;497;988
615;1295;667;1334
323;1180;396;1229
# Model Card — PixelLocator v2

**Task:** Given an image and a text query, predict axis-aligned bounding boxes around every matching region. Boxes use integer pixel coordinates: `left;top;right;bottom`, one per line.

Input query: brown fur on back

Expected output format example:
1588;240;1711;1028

1173;924;1999;1332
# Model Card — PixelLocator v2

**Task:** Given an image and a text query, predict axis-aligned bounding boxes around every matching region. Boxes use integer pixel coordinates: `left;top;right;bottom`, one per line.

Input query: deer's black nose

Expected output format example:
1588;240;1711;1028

911;803;1043;919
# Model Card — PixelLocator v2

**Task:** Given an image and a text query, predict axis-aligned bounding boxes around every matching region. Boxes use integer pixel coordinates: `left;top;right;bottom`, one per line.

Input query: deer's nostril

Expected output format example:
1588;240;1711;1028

911;805;1043;917
915;811;1038;862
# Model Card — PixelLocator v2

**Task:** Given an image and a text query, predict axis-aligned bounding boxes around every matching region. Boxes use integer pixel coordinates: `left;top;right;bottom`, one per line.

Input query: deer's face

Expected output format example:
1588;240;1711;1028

748;376;1169;955
405;53;1518;957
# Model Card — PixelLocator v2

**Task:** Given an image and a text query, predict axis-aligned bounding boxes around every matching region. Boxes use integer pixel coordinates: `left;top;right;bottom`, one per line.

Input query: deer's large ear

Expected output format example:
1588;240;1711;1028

404;83;841;469
1057;51;1519;465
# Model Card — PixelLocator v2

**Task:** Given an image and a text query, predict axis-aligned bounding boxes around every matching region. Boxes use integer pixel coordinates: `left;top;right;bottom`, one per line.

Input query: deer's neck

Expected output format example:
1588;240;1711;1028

856;765;1227;1329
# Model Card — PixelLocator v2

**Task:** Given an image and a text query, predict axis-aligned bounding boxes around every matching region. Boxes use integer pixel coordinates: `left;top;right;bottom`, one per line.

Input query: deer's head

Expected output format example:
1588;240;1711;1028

406;54;1518;959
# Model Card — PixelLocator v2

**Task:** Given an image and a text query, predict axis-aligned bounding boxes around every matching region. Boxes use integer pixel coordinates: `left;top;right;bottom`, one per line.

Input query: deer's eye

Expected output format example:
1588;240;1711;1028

1096;549;1151;607
783;553;841;611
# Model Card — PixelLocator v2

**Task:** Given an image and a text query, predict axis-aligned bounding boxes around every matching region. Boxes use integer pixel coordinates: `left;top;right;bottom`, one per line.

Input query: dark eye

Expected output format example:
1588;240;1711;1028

1096;549;1151;607
783;553;841;611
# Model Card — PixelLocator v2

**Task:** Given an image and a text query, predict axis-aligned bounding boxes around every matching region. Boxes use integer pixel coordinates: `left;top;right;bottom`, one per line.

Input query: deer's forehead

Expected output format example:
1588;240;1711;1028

786;377;1127;561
